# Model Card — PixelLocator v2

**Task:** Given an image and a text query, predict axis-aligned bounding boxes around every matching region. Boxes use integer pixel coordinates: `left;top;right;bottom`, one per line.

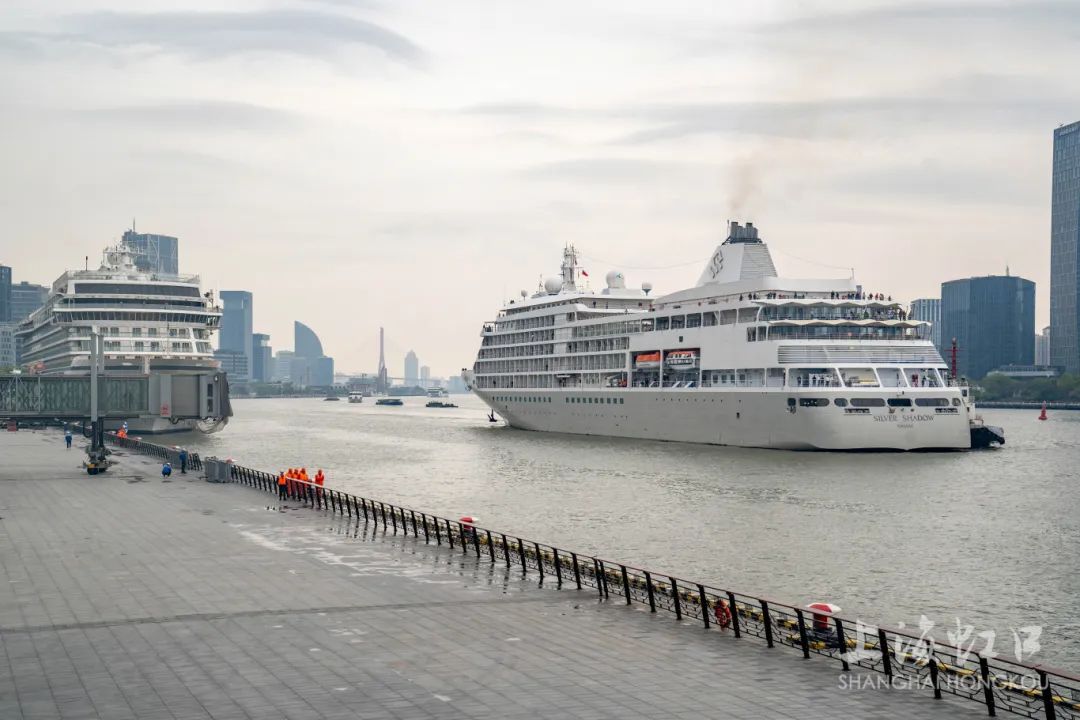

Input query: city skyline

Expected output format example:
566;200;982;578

2;2;1079;374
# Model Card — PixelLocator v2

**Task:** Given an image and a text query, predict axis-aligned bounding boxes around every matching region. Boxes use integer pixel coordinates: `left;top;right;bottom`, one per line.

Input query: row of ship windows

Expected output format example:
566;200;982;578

489;395;626;405
69;326;211;339
491;395;553;403
791;397;961;408
474;353;626;374
481;330;555;347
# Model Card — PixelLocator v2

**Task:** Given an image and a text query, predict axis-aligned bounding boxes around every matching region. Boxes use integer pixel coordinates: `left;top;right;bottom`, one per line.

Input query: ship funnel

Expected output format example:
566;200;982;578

696;222;777;286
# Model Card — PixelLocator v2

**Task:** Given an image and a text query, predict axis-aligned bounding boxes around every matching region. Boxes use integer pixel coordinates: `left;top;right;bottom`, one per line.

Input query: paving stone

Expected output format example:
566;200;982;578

0;430;988;720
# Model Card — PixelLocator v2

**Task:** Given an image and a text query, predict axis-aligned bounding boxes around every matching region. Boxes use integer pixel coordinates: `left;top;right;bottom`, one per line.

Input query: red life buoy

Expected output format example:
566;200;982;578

714;600;732;629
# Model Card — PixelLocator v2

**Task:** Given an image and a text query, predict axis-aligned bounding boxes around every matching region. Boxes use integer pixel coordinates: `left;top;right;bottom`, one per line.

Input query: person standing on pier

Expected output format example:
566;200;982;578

278;471;287;501
64;429;72;449
178;447;189;474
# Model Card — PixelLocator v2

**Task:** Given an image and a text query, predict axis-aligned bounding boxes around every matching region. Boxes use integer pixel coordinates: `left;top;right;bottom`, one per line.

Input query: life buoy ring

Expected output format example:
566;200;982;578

714;599;732;629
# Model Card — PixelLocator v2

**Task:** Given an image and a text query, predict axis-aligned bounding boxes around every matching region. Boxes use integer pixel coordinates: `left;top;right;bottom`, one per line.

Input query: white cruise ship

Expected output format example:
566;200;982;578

17;240;225;434
464;222;983;450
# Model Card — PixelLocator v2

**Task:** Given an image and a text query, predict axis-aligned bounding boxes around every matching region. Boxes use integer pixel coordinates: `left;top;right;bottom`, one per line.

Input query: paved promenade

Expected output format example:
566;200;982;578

0;430;985;719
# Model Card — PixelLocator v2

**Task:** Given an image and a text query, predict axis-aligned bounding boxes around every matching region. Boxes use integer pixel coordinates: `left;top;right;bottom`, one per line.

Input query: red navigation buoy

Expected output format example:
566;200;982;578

808;602;841;632
1038;402;1048;421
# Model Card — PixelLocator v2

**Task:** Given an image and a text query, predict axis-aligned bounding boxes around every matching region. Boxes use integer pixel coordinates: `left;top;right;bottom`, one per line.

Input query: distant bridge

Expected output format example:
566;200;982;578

0;372;231;421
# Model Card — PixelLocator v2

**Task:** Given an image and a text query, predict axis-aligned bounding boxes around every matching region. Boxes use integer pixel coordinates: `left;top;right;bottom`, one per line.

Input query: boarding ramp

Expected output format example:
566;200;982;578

0;372;231;422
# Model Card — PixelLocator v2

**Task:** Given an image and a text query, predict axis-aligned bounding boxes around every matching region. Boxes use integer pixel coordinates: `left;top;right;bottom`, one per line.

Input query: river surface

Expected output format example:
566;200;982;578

171;397;1080;668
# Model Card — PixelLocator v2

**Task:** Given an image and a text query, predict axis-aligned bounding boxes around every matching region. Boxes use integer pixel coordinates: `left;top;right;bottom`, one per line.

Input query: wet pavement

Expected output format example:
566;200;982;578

0;430;987;719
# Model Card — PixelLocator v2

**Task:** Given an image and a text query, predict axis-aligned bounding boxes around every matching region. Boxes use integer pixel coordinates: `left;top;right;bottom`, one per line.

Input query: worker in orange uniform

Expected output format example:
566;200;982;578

299;467;311;502
315;469;325;487
277;471;287;501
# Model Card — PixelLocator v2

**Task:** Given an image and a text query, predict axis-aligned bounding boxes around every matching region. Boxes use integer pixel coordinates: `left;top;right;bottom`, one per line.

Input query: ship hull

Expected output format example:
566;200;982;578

474;388;971;451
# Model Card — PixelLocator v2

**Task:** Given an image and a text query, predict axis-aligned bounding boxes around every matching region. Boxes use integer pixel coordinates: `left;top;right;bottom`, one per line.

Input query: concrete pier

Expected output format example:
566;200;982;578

0;430;985;719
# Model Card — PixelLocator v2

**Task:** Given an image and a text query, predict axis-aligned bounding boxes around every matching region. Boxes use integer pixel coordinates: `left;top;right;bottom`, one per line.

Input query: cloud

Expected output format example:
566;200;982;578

830;160;1042;206
77;100;300;132
466;92;1072;145
765;0;1080;33
10;9;425;66
522;157;708;183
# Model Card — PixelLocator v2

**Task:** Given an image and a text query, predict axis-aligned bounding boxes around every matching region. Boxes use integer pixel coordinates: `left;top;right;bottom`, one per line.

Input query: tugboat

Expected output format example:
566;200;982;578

323;396;340;401
426;400;458;409
376;398;404;406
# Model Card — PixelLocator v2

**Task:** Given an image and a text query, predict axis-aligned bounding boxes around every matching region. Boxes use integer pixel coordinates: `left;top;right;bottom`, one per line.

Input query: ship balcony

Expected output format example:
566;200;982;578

754;319;927;342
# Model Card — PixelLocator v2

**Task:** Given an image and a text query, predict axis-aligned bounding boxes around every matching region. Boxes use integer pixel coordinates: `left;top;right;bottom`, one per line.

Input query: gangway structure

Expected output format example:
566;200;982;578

2;330;231;472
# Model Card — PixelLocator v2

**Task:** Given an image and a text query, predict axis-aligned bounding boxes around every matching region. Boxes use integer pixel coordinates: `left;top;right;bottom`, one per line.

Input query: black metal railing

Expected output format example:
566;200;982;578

112;436;1080;719
105;433;203;471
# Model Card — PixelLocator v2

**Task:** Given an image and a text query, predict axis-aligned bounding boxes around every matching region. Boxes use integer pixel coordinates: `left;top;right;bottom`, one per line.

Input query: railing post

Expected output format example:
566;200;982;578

410;511;419;538
516;537;526;570
434;518;442;545
644;571;656;613
622;568;632;606
593;560;604;598
671;578;682;620
552;549;563;587
533;543;543;579
878;628;892;679
1040;671;1056;720
835;617;849;671
978;656;995;716
761;600;773;648
446;520;454;549
380;502;388;528
422;515;430;543
460;524;469;555
472;528;481;558
571;552;581;589
345;493;352;518
697;585;710;629
486;530;495;562
796;610;810;659
390;506;398;533
502;534;510;567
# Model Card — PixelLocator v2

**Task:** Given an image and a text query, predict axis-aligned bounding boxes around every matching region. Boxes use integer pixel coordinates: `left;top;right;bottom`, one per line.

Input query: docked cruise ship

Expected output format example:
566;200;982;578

17;240;225;433
464;222;985;450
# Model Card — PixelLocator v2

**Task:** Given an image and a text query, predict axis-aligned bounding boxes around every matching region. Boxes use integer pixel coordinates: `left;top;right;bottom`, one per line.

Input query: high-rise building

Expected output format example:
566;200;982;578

1051;120;1080;375
0;265;11;322
1035;327;1051;366
10;281;48;323
909;298;942;352
122;229;179;275
404;350;419;385
0;323;16;367
213;348;250;379
420;365;431;387
940;275;1036;379
292;321;334;387
273;350;295;382
219;291;253;381
252;333;273;383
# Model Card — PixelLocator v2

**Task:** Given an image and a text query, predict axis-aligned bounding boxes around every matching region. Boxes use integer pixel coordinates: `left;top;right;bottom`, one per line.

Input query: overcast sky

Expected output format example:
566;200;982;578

2;0;1077;377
